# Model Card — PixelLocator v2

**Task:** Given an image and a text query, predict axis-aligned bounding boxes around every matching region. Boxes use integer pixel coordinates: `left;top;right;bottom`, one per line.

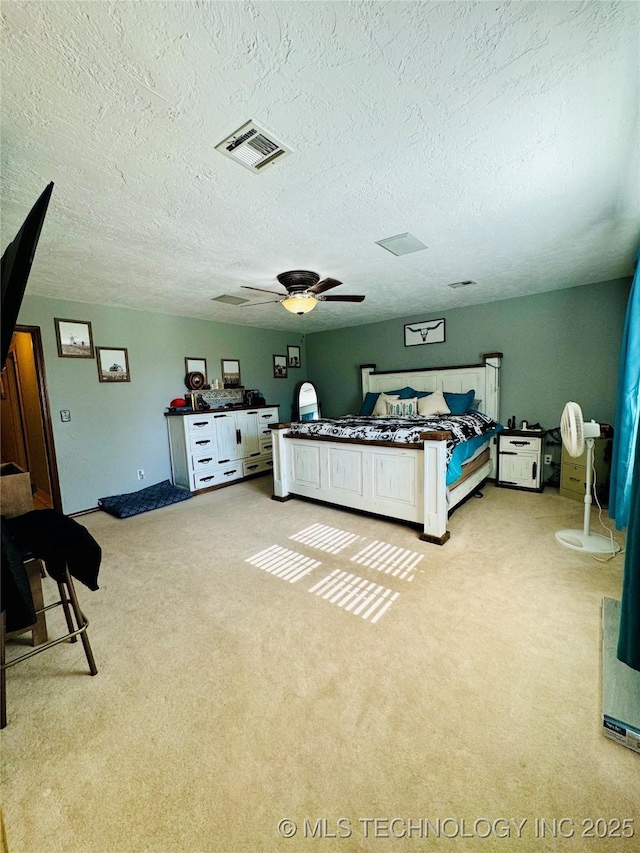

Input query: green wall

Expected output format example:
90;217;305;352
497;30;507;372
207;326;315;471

16;278;630;513
305;279;630;431
17;295;306;513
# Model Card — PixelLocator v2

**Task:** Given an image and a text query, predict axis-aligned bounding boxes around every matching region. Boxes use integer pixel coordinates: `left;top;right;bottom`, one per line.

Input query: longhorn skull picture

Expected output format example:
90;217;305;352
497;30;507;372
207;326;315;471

404;318;446;346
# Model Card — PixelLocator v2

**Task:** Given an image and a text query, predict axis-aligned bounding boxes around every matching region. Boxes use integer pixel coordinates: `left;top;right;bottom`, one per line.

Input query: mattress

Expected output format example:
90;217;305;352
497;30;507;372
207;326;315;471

288;411;502;480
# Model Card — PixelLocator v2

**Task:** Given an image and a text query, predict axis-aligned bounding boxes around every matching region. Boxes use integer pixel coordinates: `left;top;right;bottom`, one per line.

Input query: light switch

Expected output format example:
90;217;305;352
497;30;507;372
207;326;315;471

60;410;71;422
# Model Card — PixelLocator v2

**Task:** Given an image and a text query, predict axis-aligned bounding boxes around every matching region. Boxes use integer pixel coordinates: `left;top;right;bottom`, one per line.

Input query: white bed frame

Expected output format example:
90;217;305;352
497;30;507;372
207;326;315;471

270;353;502;544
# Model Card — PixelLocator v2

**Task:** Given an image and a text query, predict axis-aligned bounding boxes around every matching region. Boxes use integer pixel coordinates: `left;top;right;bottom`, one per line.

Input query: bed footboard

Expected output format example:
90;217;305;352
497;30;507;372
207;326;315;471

270;425;456;544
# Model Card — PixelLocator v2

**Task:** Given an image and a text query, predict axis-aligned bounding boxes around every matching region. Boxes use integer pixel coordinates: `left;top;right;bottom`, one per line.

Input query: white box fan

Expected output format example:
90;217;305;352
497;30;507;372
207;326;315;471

555;402;620;554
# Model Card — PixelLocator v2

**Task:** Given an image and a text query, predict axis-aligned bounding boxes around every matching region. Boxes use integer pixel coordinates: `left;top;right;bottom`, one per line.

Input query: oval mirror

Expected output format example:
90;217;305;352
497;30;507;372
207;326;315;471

293;381;320;421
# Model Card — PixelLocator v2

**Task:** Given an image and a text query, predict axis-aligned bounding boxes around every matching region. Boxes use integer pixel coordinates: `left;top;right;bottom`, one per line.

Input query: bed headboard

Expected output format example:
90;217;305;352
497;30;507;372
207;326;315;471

360;353;502;421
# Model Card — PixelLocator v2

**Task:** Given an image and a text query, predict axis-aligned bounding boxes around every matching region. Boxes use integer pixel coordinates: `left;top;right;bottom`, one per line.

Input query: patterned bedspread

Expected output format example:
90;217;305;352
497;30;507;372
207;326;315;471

288;412;501;466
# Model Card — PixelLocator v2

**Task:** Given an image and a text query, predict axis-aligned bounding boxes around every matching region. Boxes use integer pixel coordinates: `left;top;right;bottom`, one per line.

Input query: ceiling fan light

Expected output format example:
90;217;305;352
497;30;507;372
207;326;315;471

281;294;318;314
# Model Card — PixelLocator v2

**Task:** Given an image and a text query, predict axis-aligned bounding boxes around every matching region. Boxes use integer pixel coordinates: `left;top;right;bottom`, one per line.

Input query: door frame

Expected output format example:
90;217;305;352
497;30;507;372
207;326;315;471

14;324;62;511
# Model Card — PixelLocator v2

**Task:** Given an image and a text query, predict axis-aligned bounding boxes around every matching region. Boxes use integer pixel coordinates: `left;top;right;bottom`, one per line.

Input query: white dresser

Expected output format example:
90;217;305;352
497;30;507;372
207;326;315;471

166;406;279;492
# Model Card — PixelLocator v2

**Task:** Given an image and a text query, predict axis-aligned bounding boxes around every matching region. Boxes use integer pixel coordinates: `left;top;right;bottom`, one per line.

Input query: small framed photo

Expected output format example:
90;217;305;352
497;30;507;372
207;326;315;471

273;354;288;379
96;347;130;383
221;358;241;388
55;318;94;358
185;357;207;378
404;318;446;347
287;345;301;368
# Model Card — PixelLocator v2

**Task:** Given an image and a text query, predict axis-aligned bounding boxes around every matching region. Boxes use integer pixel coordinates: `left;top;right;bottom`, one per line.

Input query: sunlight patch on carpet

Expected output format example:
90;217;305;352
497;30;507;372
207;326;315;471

289;523;361;553
309;569;400;623
350;540;422;581
245;545;321;583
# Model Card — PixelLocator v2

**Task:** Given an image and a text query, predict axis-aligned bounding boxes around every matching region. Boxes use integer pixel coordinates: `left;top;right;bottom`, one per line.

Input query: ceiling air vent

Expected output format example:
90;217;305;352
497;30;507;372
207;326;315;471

375;233;428;256
211;295;250;305
215;121;292;173
447;280;478;289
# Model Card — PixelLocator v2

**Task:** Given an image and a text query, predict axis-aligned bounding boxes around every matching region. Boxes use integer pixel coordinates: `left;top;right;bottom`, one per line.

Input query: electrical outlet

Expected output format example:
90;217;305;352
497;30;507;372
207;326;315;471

544;454;552;465
137;469;145;480
60;410;71;422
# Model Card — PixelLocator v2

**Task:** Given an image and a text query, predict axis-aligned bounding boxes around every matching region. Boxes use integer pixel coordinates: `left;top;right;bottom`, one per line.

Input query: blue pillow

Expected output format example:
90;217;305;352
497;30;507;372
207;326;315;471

443;389;475;415
359;389;403;415
397;386;418;399
401;387;432;399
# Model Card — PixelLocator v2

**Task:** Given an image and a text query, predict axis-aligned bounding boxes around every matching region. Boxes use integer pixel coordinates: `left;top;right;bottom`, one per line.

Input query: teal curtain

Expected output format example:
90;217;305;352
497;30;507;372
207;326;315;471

609;251;639;528
617;424;640;671
610;251;640;671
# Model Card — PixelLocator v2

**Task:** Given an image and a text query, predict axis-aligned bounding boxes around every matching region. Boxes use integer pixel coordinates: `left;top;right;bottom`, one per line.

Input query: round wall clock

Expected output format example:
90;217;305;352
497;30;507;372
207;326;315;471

185;371;206;390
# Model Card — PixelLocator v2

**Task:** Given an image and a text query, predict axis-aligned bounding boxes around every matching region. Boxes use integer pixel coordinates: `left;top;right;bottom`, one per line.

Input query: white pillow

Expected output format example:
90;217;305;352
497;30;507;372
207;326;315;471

386;397;419;417
372;392;399;416
418;391;450;416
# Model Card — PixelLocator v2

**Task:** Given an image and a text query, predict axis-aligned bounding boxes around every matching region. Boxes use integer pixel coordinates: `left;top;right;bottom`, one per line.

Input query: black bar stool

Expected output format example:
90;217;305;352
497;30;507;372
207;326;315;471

0;558;98;729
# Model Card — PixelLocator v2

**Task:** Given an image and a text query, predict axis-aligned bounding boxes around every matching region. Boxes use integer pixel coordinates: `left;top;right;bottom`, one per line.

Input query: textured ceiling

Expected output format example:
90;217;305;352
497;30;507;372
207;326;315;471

1;1;638;332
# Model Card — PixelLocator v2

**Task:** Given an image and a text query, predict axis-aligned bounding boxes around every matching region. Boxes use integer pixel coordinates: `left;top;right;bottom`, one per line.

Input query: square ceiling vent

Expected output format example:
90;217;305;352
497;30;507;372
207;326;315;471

215;121;292;173
375;233;428;256
211;294;249;305
448;280;478;289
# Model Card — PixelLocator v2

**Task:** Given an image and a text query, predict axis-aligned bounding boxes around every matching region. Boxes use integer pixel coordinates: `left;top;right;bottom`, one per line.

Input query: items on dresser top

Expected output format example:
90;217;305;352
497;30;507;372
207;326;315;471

167;388;267;413
166;405;280;493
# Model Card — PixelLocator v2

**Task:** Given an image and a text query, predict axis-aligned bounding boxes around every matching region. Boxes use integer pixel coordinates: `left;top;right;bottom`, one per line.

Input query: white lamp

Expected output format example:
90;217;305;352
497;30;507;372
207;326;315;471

281;294;318;314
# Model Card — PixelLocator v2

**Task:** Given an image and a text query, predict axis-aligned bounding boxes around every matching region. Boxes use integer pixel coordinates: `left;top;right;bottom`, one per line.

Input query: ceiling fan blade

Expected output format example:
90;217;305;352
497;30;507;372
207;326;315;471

241;285;285;295
309;277;343;295
240;298;282;307
320;294;365;302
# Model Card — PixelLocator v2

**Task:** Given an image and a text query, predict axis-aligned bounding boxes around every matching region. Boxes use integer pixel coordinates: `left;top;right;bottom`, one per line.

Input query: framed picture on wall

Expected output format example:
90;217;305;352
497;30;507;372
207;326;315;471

96;347;130;382
273;354;288;379
221;359;241;388
287;345;301;368
404;318;446;347
185;357;207;379
54;318;94;358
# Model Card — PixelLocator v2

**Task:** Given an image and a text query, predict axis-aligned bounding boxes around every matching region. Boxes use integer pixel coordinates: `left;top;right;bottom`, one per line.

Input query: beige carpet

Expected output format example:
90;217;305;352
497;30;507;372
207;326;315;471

1;479;636;852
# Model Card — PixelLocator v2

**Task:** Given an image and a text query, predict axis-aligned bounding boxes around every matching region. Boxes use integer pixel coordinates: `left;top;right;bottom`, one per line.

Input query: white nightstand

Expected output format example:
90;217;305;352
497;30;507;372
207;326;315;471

496;429;545;492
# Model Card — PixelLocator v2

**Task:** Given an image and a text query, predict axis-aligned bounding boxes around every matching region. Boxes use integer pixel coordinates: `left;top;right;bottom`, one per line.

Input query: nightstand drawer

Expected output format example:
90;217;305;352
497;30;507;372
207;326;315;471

561;463;587;495
500;435;542;453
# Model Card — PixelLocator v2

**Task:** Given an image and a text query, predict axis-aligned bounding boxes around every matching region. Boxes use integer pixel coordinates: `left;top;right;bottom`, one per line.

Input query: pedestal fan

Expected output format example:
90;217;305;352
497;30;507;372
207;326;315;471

555;402;620;554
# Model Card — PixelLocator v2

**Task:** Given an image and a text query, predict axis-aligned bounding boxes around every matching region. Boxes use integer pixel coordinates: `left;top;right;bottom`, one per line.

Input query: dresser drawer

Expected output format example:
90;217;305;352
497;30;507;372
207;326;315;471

192;469;220;489
189;433;216;453
243;457;273;477
216;463;242;484
561;463;587;495
260;436;273;454
257;408;279;424
191;451;218;472
186;415;217;434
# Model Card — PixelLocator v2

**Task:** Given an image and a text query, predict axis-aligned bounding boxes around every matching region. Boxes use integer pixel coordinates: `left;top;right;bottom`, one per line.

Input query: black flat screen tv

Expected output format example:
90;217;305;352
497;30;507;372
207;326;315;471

1;182;54;366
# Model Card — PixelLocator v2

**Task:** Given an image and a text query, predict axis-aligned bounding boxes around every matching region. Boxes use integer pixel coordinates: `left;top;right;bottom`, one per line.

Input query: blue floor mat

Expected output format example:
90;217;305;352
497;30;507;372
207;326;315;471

98;479;192;519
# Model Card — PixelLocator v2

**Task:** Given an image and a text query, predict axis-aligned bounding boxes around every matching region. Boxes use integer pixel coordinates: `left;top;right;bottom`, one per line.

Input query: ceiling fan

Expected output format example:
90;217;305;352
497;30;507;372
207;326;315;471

241;270;365;315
